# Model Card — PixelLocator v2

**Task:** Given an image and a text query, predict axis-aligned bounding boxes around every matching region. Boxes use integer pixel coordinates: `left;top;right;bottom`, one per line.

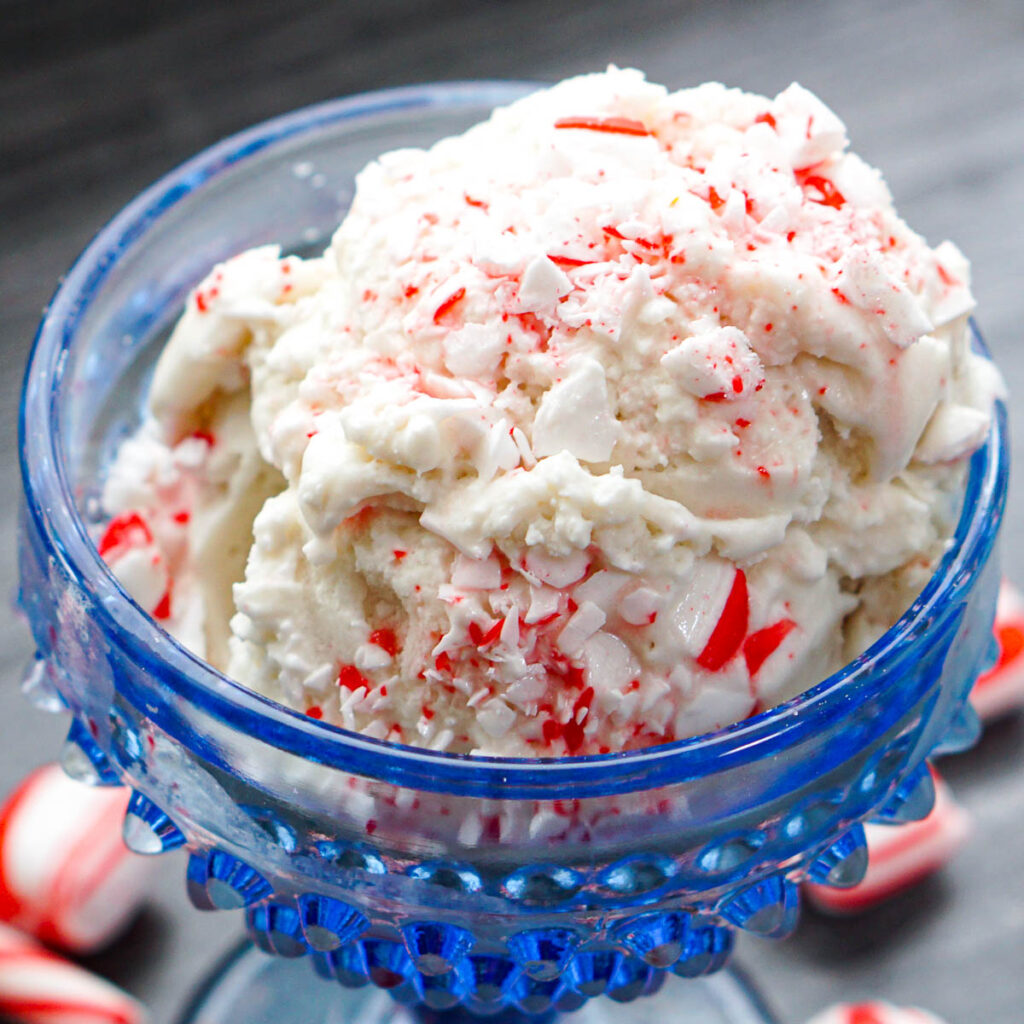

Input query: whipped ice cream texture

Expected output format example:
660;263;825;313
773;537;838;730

101;68;1001;757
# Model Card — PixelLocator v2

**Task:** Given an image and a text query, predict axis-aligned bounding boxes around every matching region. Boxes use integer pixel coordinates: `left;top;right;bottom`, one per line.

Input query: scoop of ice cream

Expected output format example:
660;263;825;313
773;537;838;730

102;68;1001;756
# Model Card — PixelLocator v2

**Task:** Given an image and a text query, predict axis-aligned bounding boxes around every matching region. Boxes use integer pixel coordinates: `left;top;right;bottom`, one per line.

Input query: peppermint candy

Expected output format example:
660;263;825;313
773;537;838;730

0;765;158;953
0;921;147;1024
970;578;1024;721
805;1000;947;1024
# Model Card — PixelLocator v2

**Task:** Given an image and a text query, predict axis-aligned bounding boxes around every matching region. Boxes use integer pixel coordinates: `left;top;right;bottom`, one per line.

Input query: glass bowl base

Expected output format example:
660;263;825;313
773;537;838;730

178;942;778;1024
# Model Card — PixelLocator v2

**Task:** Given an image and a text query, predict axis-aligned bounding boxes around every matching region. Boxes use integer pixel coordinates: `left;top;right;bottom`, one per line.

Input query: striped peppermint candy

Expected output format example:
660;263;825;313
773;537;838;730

0;765;159;954
0;921;147;1024
805;770;971;915
805;1001;947;1024
970;578;1024;722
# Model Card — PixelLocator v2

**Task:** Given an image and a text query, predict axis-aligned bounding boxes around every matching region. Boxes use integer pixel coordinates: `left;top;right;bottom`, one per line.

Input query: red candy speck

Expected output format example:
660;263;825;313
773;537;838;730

696;570;749;671
152;589;172;620
754;111;777;129
305;706;323;719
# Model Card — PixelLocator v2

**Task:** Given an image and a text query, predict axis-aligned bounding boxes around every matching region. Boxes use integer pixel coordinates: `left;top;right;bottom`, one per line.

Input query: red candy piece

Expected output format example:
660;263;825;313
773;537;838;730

369;629;399;657
553;116;651;137
801;174;846;209
743;619;796;677
151;588;172;621
697;570;749;671
97;513;151;559
468;619;503;647
547;254;595;269
337;665;370;692
433;286;466;324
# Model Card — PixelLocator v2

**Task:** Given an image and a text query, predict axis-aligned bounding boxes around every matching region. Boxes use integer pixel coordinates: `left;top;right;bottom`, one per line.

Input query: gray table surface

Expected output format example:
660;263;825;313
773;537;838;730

2;1;1023;1021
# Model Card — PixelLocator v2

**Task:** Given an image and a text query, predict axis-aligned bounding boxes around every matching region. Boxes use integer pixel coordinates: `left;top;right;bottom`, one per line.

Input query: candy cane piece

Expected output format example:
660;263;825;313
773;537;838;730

0;765;159;953
0;921;148;1024
804;1000;947;1023
971;578;1024;722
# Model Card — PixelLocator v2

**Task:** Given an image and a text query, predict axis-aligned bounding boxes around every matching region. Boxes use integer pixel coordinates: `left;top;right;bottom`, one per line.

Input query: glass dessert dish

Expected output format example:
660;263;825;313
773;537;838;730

17;83;1009;1024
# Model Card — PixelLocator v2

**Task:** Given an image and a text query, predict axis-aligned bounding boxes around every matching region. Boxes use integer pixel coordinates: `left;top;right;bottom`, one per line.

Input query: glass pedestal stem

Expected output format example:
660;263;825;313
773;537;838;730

178;941;779;1024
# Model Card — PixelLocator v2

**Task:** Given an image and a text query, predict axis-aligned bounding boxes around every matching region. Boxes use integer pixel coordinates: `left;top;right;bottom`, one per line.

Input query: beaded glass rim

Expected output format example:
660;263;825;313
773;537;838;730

19;81;1009;797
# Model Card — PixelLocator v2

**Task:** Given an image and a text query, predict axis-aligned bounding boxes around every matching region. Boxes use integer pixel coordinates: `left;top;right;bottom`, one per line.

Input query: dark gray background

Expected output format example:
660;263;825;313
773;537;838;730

2;0;1023;1021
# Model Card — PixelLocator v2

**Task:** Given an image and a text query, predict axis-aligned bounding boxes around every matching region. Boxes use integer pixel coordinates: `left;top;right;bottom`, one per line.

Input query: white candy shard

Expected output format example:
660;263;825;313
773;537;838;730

557;601;607;657
532;357;618;463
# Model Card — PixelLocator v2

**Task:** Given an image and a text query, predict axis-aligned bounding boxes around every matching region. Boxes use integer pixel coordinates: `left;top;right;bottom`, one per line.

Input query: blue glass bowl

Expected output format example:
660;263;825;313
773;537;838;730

17;83;1009;1024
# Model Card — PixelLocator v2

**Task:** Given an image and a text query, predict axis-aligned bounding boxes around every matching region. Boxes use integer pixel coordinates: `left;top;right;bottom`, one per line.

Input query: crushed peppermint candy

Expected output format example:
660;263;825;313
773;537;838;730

99;68;1000;757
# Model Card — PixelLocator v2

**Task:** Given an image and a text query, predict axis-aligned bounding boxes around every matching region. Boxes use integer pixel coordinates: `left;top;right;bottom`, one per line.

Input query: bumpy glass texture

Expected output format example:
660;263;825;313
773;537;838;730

17;85;1009;1017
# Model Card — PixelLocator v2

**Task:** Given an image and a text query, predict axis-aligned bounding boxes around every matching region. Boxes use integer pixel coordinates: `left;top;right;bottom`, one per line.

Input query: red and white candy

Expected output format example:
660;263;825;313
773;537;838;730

0;765;159;954
805;770;971;915
97;513;172;623
970;578;1024;722
0;921;147;1024
805;1001;947;1024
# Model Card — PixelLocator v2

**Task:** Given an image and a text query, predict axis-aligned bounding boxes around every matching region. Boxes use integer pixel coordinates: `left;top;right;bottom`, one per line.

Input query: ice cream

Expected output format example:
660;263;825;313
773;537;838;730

100;68;1001;758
